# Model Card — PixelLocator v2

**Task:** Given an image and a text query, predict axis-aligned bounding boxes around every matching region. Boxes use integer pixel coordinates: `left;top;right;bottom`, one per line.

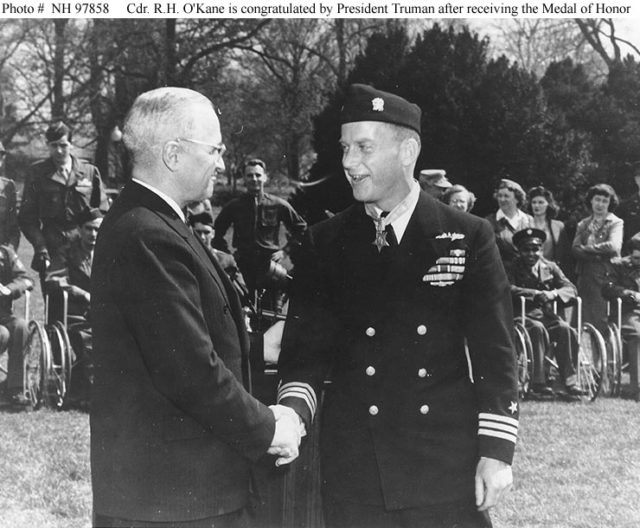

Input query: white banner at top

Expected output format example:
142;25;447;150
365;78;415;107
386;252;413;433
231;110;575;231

0;0;638;18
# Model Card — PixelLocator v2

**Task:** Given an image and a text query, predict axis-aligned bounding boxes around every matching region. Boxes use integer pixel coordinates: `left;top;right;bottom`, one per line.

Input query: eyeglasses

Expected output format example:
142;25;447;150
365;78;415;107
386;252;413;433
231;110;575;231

177;138;226;157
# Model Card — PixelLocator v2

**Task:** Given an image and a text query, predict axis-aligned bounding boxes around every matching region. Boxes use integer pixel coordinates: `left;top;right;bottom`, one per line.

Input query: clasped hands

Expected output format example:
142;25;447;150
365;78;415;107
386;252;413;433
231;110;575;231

267;404;306;467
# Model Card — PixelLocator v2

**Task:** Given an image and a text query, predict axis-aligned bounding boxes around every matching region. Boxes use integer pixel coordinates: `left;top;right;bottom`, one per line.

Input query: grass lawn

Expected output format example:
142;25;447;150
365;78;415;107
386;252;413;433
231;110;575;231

1;191;638;527
0;398;637;528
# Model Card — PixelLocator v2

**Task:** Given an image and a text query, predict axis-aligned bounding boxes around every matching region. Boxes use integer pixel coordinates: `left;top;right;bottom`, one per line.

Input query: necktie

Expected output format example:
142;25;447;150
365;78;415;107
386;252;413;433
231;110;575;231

385;221;398;247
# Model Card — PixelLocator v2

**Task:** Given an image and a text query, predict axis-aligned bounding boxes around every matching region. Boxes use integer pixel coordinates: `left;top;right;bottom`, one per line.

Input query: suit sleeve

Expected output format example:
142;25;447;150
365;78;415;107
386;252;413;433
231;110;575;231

277;228;336;428
112;227;274;460
462;219;519;465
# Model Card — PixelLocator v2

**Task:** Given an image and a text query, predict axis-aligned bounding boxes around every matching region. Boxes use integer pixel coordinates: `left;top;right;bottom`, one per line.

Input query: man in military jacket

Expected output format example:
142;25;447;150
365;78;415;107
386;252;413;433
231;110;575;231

506;228;582;398
277;84;518;528
18;122;109;274
213;158;306;305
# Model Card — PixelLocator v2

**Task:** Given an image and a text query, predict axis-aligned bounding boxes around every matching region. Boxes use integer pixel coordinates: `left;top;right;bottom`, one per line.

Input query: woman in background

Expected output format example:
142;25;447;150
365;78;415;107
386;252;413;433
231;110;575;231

528;185;571;275
486;178;533;265
443;184;476;213
572;183;623;331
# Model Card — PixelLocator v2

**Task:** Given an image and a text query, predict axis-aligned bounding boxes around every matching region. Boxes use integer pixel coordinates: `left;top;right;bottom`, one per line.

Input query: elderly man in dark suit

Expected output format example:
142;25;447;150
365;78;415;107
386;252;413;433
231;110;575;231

277;84;519;528
91;87;302;528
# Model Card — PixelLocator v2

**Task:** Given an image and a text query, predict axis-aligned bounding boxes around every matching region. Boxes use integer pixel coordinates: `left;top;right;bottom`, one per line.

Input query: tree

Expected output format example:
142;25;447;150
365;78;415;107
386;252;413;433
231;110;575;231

297;23;596;224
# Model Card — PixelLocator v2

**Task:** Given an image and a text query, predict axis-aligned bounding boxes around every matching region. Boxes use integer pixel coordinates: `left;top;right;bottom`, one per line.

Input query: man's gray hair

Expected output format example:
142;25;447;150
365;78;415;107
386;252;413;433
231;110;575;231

123;87;214;164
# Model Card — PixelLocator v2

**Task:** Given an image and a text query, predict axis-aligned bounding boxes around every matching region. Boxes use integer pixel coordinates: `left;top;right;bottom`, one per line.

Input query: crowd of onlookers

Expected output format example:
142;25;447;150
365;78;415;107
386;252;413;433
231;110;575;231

420;168;640;399
1;123;639;407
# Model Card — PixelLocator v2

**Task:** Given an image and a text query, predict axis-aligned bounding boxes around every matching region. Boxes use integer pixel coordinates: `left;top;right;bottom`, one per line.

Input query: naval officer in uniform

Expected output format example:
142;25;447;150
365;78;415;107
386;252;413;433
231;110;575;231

276;84;519;528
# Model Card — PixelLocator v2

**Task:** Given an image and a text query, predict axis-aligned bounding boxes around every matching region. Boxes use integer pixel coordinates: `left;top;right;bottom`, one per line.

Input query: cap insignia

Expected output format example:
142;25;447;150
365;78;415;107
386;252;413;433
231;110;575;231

372;97;384;112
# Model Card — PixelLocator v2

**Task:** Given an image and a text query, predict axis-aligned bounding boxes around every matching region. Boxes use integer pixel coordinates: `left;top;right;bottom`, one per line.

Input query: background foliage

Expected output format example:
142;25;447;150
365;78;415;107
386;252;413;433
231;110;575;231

0;18;639;223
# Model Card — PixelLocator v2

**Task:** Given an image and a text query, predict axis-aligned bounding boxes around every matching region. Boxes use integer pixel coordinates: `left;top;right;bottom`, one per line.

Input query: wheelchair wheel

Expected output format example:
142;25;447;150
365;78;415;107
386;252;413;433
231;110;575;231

604;323;623;397
22;321;49;409
42;322;74;409
577;323;607;402
514;322;533;398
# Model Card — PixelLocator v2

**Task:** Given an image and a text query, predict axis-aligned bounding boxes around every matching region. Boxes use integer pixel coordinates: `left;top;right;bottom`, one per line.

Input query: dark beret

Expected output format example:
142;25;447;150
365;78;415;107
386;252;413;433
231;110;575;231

189;212;214;227
76;207;104;226
45;121;72;143
340;84;421;134
513;228;546;248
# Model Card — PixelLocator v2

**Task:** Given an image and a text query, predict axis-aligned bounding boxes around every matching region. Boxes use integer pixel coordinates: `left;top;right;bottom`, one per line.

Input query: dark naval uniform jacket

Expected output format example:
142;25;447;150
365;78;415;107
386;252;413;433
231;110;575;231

91;182;275;522
277;191;519;510
506;256;577;320
19;155;109;257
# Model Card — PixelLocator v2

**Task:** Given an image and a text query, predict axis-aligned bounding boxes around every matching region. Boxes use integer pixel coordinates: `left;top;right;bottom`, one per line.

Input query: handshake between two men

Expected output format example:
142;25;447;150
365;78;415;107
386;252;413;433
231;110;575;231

267;404;306;467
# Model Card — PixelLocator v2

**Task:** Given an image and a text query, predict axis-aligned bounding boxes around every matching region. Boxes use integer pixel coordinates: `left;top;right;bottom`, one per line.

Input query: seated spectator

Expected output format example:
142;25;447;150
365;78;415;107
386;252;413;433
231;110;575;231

45;207;103;405
417;169;451;199
0;244;33;407
602;237;640;400
507;228;583;398
486;178;533;266
442;184;476;212
189;211;249;304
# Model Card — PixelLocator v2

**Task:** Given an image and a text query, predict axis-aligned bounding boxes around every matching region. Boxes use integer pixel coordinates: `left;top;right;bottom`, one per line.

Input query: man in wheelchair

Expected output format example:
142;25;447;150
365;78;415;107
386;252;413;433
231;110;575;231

45;207;103;406
507;228;584;398
602;237;640;400
0;244;33;406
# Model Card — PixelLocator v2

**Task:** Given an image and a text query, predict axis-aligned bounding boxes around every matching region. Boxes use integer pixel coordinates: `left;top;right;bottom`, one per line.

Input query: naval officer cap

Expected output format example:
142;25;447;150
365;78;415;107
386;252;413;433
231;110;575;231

513;228;547;248
340;84;422;134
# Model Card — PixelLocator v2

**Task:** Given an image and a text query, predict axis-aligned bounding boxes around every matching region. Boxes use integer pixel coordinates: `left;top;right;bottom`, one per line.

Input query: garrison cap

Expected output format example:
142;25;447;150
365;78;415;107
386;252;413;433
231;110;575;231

419;169;451;188
513;228;546;248
340;84;421;134
75;207;104;226
45;121;72;143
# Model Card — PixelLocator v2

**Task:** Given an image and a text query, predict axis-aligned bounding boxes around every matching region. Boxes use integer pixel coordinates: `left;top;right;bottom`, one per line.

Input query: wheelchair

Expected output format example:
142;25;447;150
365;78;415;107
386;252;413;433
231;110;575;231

515;296;607;402
602;298;640;400
22;288;76;410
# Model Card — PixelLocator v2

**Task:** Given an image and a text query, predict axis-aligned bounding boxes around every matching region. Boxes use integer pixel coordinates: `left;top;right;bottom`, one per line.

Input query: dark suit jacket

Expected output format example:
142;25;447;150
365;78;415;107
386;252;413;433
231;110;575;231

278;191;518;510
90;182;275;522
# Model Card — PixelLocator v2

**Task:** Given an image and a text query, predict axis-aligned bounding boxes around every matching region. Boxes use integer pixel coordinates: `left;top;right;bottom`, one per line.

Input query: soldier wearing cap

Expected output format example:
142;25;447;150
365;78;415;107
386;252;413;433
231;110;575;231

508;228;583;398
0;141;20;250
418;168;451;199
18;121;109;275
277;84;518;527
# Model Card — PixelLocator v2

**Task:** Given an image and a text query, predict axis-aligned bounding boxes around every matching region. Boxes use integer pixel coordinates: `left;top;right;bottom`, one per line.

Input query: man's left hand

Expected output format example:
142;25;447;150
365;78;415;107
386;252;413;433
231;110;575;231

475;456;512;511
270;250;285;263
